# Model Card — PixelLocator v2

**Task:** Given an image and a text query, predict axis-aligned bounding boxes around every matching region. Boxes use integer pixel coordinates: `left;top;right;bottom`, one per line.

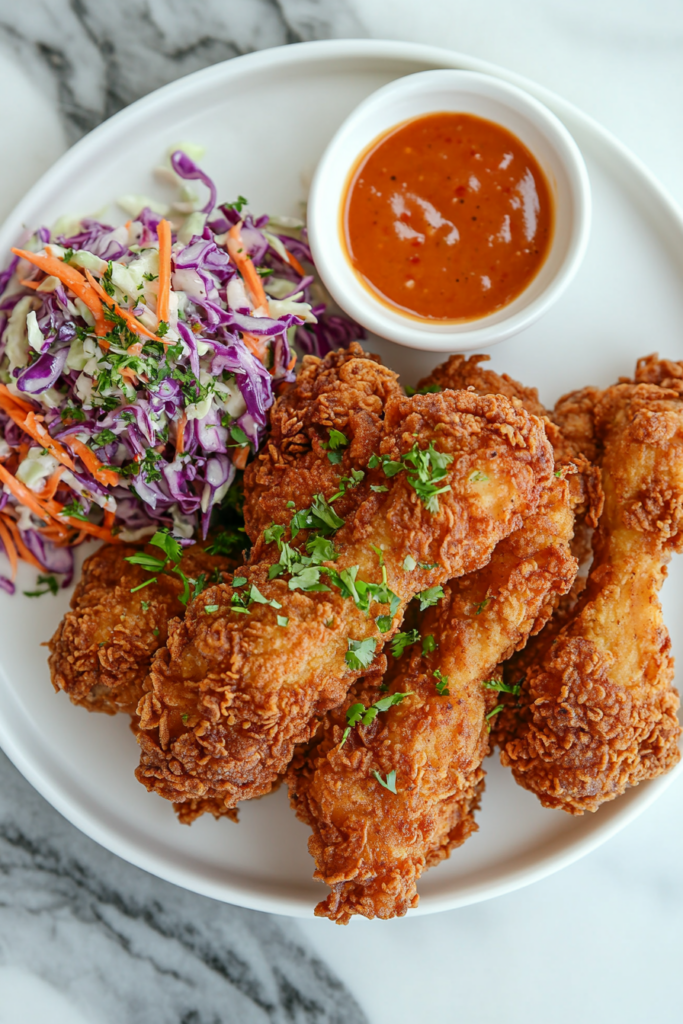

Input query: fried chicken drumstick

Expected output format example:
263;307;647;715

495;377;683;812
135;370;553;821
287;355;578;922
48;542;238;715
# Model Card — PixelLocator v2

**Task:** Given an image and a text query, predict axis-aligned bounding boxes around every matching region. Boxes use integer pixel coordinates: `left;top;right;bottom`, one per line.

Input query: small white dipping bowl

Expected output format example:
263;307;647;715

308;70;591;352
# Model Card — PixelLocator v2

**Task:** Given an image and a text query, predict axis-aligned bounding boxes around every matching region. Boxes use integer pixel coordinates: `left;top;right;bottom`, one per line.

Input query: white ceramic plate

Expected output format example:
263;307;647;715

1;40;682;919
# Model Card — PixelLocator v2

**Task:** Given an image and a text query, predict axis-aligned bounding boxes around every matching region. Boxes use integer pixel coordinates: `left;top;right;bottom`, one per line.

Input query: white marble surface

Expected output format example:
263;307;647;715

1;2;683;1022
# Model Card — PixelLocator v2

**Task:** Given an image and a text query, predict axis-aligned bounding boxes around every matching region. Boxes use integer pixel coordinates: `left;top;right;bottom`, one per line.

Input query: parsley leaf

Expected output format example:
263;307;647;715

486;704;505;729
403;555;416;571
204;604;219;613
340;691;412;745
149;529;183;564
125;552;167;573
434;669;450;695
404;382;442;397
23;573;59;598
328;429;348;450
422;633;438;655
345;637;377;671
474;597;491;615
391;629;420;658
469;470;489;483
205;531;243;556
372;769;397;793
226;195;249;212
230;425;249;446
141;601;150;612
416;585;444;611
375;615;393;633
482;678;521;696
59;499;90;522
290;494;345;537
277;615;289;628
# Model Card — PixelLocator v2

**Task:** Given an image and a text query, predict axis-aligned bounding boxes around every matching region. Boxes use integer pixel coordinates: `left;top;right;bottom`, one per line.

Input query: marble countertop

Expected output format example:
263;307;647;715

1;2;683;1022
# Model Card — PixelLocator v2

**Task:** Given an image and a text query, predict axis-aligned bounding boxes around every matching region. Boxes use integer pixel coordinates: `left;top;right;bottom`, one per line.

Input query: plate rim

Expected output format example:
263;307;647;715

0;37;682;919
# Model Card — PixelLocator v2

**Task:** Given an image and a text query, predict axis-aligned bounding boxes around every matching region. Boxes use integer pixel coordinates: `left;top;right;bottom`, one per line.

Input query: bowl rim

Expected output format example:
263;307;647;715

308;67;592;352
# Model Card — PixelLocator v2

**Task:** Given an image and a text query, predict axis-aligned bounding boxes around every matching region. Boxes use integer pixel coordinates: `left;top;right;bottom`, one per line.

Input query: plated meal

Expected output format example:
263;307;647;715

0;53;682;924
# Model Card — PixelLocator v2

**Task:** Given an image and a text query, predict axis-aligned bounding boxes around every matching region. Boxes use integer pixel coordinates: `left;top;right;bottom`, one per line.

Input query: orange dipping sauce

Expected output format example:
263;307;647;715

342;112;554;322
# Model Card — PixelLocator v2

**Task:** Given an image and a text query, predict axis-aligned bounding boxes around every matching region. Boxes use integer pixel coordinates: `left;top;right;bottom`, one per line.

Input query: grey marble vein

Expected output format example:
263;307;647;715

0;749;367;1024
0;0;366;144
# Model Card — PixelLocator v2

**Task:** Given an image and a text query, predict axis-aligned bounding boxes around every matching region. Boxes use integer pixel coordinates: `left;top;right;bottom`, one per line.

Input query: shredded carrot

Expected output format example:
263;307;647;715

38;466;65;501
287;354;297;372
0;383;37;414
0;517;18;578
65;435;120;488
156;218;172;325
227;224;269;314
1;515;43;571
231;446;249;470
24;412;76;471
103;510;115;530
175;412;187;455
0;463;51;522
242;331;269;363
58;516;121;543
85;270;164;343
11;248;107;336
19;278;41;291
281;245;306;277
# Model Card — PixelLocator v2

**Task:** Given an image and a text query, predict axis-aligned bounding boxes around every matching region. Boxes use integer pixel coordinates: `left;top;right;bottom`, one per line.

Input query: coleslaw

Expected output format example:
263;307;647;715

0;147;363;595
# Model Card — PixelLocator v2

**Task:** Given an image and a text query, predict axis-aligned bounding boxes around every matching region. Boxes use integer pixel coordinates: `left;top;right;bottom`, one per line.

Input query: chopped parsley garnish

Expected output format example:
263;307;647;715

370;441;453;512
370;544;384;567
226;195;249;212
141;601;150;612
554;469;563;478
482;678;521;696
152;627;159;637
91;429;118;449
232;576;247;588
340;690;412;745
345;637;377;672
375;615;393;633
405;382;442;397
415;585;444;611
391;629;420;658
204;605;219;613
181;713;189;723
205;531;244;556
125;529;206;606
229;425;249;447
290;493;345;537
59;499;90;522
277;615;289;628
372;769;397;793
329;468;364;502
474;597;491;615
248;583;282;609
322;428;348;464
23;574;59;598
403;555;416;571
434;669;450;695
486;704;505;729
469;470;488;483
422;633;438;655
370;484;388;492
60;405;86;423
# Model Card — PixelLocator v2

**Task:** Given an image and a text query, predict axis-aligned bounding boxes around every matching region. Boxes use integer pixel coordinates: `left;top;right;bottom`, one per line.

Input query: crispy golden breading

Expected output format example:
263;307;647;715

243;342;403;542
48;543;236;716
134;388;554;819
288;471;578;923
496;381;683;812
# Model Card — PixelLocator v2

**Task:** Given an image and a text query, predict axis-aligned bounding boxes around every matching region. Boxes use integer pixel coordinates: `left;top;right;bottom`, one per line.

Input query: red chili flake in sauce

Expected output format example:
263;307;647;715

343;112;554;321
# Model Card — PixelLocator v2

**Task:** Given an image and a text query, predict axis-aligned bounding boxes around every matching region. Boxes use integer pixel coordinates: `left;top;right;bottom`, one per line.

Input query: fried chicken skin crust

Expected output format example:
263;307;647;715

135;388;554;818
243;342;402;541
285;357;576;923
288;470;578;923
496;381;683;812
48;543;236;716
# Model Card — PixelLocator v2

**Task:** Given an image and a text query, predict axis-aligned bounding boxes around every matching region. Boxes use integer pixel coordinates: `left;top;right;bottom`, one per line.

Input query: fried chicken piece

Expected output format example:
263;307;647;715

288;470;578;923
243;342;402;541
495;381;683;812
48;542;237;716
135;388;554;819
